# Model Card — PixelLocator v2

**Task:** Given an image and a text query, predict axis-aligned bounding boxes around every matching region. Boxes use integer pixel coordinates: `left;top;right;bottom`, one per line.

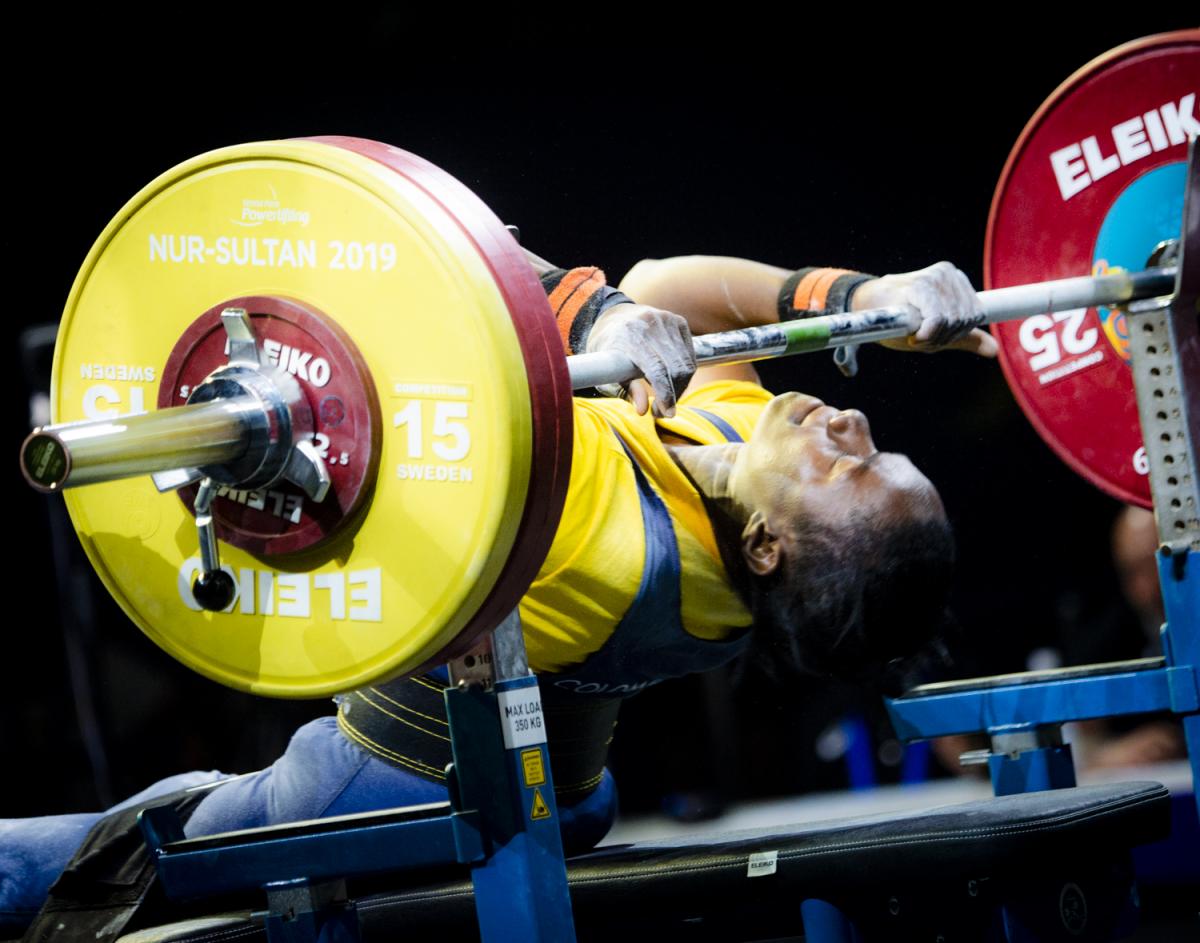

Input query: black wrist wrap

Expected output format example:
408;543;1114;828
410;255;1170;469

540;266;632;355
777;267;876;319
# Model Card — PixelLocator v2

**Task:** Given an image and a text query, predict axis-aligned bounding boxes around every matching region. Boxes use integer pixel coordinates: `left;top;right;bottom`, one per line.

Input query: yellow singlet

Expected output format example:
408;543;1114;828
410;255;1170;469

520;380;773;674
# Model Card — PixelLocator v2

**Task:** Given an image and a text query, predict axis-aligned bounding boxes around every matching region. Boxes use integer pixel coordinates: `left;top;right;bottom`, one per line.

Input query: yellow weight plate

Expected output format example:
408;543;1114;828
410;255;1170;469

52;140;534;697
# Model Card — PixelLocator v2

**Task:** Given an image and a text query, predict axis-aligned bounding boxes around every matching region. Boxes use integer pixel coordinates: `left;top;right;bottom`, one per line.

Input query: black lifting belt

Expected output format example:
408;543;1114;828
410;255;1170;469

338;676;620;800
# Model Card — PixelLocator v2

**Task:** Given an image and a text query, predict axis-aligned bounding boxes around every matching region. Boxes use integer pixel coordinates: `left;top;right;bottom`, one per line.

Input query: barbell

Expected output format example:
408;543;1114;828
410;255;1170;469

18;31;1199;697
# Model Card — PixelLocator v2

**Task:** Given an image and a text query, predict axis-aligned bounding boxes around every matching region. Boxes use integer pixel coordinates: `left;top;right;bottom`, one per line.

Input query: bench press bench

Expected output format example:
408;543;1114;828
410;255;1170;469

106;781;1168;943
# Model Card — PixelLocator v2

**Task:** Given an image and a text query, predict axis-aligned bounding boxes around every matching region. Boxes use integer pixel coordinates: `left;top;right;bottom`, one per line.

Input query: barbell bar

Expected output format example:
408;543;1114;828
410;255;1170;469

22;265;1180;493
22;396;258;492
565;266;1179;389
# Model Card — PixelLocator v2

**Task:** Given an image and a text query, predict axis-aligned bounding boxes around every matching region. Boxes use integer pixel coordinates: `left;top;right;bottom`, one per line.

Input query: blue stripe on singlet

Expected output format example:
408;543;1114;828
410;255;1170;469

688;408;744;443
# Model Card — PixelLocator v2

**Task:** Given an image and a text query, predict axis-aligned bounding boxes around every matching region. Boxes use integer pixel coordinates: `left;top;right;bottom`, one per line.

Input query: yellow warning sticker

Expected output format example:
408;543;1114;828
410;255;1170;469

530;788;551;821
521;748;546;787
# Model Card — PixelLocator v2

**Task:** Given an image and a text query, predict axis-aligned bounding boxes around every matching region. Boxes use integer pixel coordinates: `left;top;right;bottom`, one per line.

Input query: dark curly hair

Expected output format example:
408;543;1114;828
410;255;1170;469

746;511;956;694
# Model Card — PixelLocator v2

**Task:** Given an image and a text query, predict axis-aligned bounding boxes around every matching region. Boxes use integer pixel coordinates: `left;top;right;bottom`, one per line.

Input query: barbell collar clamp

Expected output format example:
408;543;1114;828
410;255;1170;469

152;468;204;493
221;308;262;367
285;439;332;503
194;479;221;574
190;477;237;612
21;308;332;500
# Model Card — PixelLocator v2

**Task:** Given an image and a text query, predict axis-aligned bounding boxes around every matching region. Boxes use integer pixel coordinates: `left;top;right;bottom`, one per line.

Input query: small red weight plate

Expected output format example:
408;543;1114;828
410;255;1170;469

311;137;574;667
988;31;1200;508
159;295;382;556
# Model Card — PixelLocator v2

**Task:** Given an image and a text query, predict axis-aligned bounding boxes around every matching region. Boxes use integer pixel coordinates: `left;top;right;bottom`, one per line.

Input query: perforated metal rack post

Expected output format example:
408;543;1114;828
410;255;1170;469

1151;137;1200;809
886;140;1200;820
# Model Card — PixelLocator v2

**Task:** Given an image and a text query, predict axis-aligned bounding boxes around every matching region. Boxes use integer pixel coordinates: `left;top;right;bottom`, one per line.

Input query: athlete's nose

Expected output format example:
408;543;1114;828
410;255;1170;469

828;409;870;440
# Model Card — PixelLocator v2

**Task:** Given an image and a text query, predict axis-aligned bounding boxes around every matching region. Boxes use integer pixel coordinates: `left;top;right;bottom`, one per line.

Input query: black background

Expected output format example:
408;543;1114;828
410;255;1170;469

3;19;1193;815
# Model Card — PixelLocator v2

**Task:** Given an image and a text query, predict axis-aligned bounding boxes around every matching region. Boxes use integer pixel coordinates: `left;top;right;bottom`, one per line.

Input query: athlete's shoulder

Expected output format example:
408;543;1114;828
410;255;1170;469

658;380;773;445
678;379;774;408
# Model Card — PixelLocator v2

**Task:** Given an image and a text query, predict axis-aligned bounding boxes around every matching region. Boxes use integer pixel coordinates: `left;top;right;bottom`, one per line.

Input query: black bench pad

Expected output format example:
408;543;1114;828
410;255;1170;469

119;781;1170;942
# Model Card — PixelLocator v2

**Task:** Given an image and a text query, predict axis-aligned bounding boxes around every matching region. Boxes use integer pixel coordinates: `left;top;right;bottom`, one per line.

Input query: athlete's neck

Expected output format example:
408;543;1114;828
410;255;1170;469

666;442;756;601
665;443;752;524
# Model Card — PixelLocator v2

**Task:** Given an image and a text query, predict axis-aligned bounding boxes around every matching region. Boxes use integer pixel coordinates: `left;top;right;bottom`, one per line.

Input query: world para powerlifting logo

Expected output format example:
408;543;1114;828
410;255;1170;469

234;186;311;228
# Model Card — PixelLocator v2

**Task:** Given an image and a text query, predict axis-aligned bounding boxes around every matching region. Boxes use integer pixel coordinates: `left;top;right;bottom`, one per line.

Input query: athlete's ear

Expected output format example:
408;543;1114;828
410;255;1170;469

741;511;782;576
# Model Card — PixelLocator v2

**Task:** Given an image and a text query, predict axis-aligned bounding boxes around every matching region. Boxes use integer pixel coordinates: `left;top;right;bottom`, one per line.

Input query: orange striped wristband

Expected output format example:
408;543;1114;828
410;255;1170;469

778;267;876;319
540;266;633;355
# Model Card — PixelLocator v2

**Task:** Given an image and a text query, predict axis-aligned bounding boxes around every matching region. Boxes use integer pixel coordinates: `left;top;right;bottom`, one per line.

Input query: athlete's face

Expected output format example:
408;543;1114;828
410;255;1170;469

736;392;941;554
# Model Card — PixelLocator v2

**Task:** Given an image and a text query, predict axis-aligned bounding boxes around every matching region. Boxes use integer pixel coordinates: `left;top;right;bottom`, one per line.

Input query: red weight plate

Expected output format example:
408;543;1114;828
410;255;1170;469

988;31;1200;508
310;136;574;668
159;295;383;556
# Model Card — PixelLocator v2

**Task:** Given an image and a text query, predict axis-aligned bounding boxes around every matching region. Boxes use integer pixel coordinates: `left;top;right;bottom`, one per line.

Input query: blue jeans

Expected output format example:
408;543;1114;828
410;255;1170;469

0;716;616;934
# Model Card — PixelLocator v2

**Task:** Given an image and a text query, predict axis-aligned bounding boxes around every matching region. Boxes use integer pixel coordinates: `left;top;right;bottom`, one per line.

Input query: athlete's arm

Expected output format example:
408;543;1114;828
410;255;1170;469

614;255;998;388
619;256;793;335
617;257;793;390
532;252;995;415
